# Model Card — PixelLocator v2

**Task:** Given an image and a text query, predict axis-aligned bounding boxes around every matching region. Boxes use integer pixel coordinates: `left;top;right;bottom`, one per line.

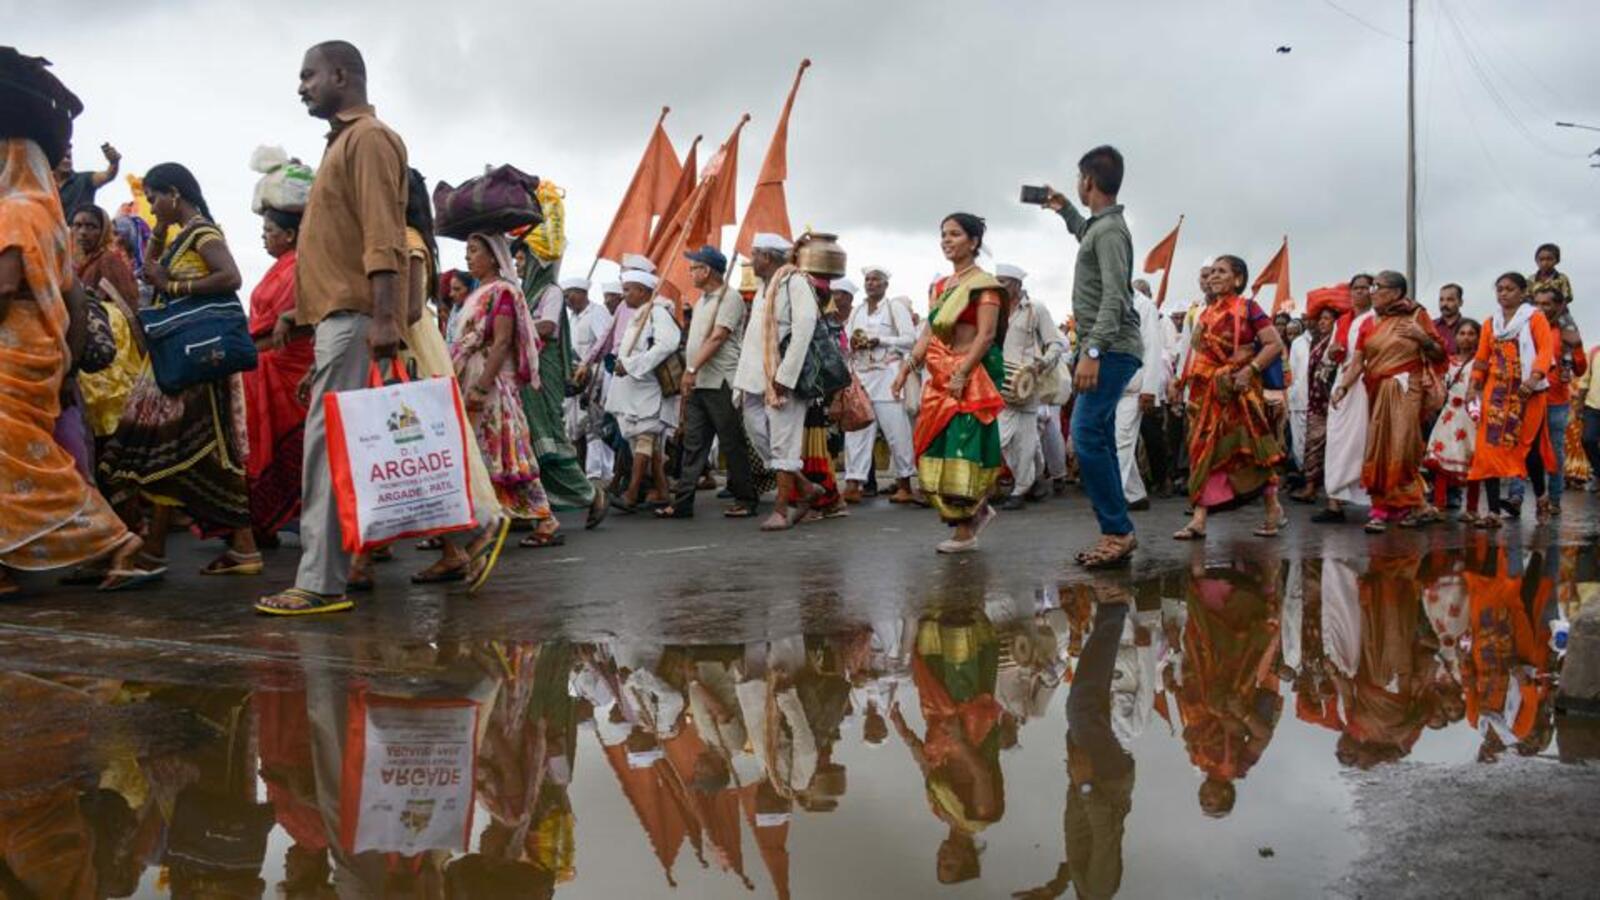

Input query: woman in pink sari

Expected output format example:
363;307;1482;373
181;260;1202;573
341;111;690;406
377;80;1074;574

242;207;312;542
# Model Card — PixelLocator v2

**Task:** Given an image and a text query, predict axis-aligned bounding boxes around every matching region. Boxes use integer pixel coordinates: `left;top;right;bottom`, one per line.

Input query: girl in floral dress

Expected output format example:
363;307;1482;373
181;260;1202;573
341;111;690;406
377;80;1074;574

1425;319;1483;523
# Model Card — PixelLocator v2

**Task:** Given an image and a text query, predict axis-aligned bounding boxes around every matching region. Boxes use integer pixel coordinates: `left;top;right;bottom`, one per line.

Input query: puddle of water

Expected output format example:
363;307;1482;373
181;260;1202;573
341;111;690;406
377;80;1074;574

0;540;1587;898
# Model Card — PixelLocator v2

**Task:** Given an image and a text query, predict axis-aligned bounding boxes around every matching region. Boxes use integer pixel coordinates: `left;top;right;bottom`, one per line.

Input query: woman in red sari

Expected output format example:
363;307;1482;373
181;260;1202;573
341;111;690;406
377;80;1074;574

1172;255;1286;540
242;208;312;542
1333;271;1446;532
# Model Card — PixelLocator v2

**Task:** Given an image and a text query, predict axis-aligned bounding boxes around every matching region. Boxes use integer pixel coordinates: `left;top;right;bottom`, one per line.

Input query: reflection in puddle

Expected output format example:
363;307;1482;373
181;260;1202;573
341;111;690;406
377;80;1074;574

0;539;1588;897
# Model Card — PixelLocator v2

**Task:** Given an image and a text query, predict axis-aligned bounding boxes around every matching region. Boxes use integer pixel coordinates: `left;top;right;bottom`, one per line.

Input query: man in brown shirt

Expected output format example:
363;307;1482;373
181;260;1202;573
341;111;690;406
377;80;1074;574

257;40;407;616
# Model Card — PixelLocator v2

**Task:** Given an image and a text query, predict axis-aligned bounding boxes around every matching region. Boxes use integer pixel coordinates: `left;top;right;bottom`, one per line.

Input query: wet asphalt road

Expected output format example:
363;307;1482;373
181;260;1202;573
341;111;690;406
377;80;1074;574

0;490;1595;684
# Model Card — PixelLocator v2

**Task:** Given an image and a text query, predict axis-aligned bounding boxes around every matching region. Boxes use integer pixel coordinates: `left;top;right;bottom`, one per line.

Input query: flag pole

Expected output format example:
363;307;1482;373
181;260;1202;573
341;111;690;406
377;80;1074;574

1155;213;1183;308
588;106;672;281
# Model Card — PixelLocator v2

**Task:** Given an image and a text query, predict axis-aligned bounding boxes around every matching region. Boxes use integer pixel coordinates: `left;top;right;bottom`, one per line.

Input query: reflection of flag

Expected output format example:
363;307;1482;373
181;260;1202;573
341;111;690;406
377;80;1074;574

734;59;811;257
1142;216;1183;307
595;108;683;264
649;115;750;307
1252;236;1293;314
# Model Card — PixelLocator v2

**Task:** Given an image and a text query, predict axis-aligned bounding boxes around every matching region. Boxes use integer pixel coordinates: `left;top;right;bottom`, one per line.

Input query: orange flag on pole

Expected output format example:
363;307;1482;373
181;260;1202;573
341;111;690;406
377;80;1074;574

647;135;700;257
1142;215;1183;308
649;116;751;307
1252;236;1293;314
594;107;682;265
734;59;811;257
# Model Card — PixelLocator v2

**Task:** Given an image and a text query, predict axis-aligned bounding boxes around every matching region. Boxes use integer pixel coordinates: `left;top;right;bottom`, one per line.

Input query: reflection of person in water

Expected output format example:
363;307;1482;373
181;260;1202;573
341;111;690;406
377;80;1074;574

1331;554;1443;769
890;608;1006;885
1465;544;1548;759
465;641;576;895
1169;559;1283;818
1015;598;1135;900
0;673;102;899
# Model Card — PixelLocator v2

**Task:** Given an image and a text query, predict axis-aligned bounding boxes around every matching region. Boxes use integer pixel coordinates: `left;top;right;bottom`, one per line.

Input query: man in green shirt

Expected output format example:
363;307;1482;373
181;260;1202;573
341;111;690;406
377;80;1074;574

1043;145;1142;569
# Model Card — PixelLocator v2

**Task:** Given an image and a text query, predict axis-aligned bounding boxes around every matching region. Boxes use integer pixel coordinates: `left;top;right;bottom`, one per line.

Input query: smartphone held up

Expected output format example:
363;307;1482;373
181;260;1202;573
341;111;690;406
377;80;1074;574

1020;184;1050;205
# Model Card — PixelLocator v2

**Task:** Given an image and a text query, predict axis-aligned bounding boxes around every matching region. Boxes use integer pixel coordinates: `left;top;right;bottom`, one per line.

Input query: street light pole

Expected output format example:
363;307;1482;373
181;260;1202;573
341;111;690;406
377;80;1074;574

1405;0;1417;294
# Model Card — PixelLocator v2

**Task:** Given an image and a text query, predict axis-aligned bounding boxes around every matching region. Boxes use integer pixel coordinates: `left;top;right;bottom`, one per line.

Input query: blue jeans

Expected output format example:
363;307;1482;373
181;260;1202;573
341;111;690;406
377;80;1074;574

1508;403;1570;506
1547;403;1570;506
1070;351;1141;536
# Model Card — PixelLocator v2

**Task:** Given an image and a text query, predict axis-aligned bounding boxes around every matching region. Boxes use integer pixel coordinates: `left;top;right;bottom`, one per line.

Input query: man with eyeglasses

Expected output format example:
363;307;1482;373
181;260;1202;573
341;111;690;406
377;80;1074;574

1314;272;1377;524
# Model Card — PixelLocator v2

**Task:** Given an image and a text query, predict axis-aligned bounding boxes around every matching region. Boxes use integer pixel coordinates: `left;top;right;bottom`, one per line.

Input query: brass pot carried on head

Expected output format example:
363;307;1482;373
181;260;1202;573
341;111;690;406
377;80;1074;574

795;231;846;279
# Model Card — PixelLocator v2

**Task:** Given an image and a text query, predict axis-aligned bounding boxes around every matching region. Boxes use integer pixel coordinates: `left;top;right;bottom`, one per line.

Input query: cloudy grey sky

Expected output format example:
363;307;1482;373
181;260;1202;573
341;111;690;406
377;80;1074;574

14;0;1600;333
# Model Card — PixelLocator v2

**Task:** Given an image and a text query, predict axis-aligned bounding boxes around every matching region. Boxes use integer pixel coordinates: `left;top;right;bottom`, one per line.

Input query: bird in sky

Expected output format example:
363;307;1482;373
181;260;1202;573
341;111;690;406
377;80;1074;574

1276;45;1293;54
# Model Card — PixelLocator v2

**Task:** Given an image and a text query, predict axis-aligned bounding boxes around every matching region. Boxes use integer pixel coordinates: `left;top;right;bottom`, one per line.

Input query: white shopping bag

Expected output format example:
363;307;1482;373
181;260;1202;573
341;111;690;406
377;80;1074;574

324;364;475;553
338;689;479;855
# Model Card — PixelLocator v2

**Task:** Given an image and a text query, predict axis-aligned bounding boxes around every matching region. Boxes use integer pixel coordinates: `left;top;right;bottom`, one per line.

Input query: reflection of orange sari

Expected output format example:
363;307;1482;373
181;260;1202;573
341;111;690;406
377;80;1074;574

0;138;132;571
1462;554;1545;741
1359;305;1444;512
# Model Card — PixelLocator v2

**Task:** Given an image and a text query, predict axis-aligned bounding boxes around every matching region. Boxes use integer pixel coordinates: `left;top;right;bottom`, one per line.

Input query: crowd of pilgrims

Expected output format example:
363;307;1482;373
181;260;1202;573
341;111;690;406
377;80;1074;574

1;42;1594;607
0;537;1577;896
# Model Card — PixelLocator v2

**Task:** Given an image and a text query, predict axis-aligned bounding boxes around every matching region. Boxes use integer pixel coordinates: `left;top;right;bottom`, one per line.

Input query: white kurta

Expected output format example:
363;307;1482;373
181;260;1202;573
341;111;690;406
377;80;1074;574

606;299;681;439
843;297;919;481
1287;332;1312;468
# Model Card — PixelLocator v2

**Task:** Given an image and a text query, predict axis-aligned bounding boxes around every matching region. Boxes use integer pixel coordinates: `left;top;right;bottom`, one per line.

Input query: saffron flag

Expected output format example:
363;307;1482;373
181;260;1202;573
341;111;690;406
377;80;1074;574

650;135;700;253
1252;236;1293;314
650;116;750;307
594;107;683;264
1142;215;1183;308
734;59;812;257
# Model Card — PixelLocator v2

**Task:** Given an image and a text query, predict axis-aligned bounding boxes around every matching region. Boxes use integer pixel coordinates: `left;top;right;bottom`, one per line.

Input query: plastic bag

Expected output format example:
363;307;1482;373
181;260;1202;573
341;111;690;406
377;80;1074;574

250;145;314;214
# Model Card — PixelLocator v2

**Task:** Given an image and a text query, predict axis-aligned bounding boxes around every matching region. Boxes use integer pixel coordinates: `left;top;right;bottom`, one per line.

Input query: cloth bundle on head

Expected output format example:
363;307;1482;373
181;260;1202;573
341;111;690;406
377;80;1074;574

558;276;590;293
752;232;792;254
0;48;82;167
829;278;858;296
1304;284;1352;322
621;270;659;291
862;265;891;280
995;264;1027;282
620;253;656;273
249;145;314;215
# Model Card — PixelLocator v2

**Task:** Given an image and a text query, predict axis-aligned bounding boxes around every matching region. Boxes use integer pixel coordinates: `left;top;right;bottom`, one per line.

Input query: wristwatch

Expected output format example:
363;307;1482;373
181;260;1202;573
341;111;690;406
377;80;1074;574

686;366;698;376
1086;347;1102;360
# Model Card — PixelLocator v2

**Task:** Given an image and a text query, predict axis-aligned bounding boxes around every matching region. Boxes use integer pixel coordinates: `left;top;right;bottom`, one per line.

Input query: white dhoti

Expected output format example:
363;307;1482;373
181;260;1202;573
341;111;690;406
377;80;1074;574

1324;378;1370;505
1115;394;1147;503
741;391;806;473
1039;404;1068;479
999;406;1042;497
1288;408;1309;469
844;400;917;482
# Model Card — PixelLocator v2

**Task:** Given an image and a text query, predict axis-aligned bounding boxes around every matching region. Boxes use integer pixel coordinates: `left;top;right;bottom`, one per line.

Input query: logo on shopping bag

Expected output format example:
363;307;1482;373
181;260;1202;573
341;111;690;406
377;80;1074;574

400;798;437;837
386;404;425;446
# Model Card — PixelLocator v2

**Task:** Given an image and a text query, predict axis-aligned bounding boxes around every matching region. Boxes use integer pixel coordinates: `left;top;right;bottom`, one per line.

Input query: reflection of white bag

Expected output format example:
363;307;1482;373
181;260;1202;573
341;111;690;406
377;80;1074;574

324;365;475;553
339;689;479;855
250;145;314;214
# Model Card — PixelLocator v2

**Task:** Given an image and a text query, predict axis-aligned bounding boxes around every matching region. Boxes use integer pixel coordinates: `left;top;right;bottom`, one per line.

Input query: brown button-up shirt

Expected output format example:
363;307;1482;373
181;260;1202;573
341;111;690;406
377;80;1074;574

295;104;409;325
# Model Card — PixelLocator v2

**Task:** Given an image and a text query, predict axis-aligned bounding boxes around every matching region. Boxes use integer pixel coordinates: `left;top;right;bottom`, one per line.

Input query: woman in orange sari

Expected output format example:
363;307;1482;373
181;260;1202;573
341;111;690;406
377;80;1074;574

893;213;1005;554
1333;271;1446;532
1468;273;1556;521
0;129;144;596
1172;255;1286;540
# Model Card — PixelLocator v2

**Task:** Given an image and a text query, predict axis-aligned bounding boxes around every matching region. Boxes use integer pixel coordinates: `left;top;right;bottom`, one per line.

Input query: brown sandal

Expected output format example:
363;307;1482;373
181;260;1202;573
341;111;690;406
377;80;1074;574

1080;535;1137;569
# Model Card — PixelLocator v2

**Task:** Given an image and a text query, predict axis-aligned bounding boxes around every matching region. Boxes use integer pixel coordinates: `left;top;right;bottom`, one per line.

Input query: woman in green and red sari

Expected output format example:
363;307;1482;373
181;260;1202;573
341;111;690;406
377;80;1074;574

893;213;1005;554
1172;255;1287;541
890;608;1006;885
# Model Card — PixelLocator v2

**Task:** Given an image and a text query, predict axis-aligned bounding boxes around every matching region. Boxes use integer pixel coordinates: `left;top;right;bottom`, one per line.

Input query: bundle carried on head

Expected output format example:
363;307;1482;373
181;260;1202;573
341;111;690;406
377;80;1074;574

249;145;314;215
0;47;83;166
432;164;543;241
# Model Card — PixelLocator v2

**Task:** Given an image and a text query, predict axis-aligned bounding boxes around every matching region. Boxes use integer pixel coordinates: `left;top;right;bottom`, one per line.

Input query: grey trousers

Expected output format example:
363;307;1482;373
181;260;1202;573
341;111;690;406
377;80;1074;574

672;385;757;509
296;312;372;596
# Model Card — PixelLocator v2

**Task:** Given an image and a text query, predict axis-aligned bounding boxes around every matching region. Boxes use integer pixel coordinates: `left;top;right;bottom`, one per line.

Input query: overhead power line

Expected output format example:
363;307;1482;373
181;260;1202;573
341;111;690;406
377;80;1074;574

1317;0;1407;42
